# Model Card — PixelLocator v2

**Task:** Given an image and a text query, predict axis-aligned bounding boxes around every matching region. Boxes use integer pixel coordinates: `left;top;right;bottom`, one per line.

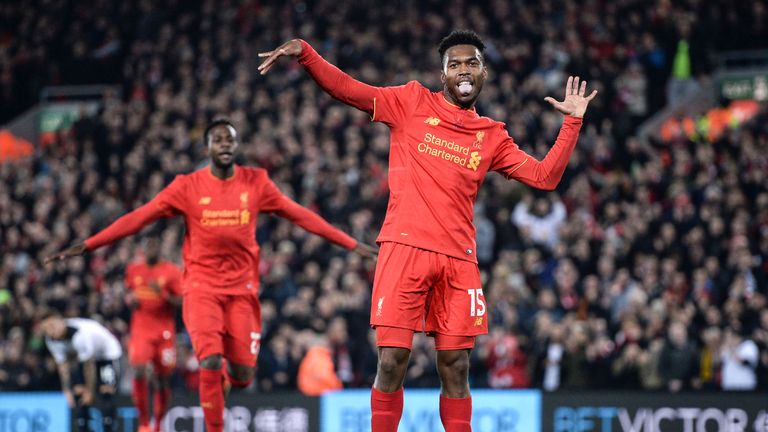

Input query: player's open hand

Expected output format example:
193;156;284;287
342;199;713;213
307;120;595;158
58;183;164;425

353;242;378;259
544;76;598;118
44;243;87;264
257;39;303;75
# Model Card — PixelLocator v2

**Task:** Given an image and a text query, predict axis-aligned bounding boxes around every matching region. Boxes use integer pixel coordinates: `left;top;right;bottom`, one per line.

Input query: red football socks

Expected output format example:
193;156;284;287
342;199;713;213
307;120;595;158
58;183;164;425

153;386;171;430
371;387;404;432
132;377;150;427
199;368;224;432
439;395;472;432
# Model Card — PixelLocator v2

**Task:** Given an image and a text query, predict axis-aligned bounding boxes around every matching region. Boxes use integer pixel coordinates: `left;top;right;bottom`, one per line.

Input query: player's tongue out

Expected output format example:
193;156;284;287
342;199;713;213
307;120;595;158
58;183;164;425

457;80;473;96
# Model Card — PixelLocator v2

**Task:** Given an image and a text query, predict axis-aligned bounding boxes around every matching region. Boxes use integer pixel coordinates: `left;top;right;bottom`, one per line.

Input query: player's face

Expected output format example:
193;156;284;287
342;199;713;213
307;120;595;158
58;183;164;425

208;125;239;168
144;238;161;263
441;44;487;108
41;317;65;339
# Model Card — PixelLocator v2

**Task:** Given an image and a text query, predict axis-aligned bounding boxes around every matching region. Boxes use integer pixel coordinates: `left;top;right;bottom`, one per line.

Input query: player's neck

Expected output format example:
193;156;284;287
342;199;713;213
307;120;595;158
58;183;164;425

442;91;476;110
210;164;235;180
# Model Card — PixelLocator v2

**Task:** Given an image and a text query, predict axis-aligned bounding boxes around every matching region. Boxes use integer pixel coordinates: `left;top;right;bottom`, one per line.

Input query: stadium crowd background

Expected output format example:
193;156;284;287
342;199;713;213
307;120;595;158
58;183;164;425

1;0;766;394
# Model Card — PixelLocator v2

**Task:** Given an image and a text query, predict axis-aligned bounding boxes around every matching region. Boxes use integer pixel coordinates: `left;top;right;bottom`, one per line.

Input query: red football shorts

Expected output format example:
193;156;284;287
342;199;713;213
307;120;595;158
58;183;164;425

128;326;176;377
182;289;262;366
371;242;488;350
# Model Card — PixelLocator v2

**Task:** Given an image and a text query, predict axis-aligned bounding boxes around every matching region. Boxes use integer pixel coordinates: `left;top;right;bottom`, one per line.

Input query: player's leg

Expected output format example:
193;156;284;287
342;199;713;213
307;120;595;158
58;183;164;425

183;290;226;432
369;242;432;432
96;359;120;432
69;364;89;432
427;256;486;432
151;331;176;432
129;335;154;431
222;292;261;389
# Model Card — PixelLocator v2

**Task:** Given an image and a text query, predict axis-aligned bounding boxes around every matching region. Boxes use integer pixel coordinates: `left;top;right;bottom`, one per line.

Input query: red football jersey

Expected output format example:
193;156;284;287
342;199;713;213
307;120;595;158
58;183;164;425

299;41;583;262
124;260;182;332
85;166;357;294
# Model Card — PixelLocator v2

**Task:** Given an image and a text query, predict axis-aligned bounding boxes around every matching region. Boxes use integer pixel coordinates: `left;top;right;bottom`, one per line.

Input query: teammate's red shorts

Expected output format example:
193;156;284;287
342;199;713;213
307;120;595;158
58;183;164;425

128;327;176;377
182;289;262;366
371;242;488;350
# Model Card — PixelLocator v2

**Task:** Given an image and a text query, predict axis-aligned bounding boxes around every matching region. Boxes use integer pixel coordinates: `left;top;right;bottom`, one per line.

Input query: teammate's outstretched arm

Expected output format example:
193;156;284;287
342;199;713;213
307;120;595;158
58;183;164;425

45;200;167;264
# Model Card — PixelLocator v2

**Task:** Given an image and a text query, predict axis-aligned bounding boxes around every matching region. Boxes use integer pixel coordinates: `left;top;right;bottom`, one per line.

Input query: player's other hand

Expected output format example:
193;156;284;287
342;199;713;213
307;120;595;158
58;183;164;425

63;389;75;408
44;243;87;265
257;39;303;75
544;76;598;118
353;242;378;259
80;388;94;406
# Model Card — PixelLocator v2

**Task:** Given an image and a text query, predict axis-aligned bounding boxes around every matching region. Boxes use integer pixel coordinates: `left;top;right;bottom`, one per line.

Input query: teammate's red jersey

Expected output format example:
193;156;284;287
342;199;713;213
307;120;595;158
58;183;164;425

124;260;182;333
85;166;357;293
298;40;582;262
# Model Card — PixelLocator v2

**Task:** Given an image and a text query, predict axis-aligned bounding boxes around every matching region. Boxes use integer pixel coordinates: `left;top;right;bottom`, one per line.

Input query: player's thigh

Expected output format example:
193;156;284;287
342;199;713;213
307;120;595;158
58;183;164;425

128;333;155;367
96;360;120;393
371;242;434;331
182;290;226;360
222;293;261;367
425;256;488;339
151;330;177;377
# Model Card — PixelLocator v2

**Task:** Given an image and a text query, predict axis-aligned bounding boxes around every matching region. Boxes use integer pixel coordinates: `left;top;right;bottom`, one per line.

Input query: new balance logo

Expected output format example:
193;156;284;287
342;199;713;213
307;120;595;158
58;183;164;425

199;197;211;205
424;117;441;126
467;151;482;171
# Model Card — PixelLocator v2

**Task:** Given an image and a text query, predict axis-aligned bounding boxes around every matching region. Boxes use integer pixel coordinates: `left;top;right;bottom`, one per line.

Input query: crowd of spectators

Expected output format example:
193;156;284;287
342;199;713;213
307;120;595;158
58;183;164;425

1;0;767;394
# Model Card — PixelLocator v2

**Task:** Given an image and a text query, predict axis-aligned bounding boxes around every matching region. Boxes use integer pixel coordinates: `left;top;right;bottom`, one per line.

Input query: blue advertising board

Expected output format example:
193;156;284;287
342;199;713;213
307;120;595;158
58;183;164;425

321;389;541;432
0;392;69;432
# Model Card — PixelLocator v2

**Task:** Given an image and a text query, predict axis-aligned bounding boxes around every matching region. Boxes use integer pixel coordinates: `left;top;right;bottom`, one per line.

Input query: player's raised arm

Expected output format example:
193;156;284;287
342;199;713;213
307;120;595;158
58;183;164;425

258;39;379;115
544;75;598;118
492;76;598;191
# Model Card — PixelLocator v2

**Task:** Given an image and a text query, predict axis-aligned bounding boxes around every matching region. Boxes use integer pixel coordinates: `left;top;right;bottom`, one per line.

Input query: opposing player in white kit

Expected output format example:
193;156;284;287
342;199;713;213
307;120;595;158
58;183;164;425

41;312;123;432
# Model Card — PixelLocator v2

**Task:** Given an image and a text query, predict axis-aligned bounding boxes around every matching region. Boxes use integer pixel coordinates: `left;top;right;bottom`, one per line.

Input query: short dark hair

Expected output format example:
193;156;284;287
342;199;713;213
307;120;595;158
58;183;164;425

438;30;485;63
203;119;236;145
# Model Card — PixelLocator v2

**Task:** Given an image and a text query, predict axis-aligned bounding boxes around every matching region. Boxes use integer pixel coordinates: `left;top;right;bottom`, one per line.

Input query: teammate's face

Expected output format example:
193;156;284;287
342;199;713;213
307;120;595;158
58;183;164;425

208;125;239;169
441;44;487;108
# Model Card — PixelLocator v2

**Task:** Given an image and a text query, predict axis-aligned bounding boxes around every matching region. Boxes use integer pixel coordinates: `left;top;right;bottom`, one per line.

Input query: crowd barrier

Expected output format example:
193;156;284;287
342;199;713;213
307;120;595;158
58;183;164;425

0;390;765;431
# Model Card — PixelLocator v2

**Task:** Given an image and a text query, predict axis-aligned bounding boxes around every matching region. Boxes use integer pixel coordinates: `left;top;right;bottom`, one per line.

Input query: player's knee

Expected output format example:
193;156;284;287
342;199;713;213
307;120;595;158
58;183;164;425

229;365;254;388
133;365;148;378
200;354;222;370
377;348;409;377
437;351;470;379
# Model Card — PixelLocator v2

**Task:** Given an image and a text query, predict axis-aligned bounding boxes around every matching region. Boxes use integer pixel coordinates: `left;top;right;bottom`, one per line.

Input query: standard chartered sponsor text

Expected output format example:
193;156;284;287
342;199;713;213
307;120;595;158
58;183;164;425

419;132;480;169
201;209;248;226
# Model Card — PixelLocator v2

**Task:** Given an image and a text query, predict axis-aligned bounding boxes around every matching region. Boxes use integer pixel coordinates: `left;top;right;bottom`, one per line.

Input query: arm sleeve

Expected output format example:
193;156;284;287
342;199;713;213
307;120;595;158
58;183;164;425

73;333;95;362
259;177;357;250
45;340;66;364
84;177;186;251
491;116;583;190
297;40;419;126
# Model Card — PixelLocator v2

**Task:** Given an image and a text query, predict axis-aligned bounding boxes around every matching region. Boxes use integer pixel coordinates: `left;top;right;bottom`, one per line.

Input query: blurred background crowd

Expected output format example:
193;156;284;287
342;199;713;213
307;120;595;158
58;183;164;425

1;0;766;395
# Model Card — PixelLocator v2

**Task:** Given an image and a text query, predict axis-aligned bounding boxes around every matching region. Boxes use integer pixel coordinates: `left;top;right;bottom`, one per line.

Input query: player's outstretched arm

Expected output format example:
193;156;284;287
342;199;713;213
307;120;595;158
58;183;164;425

45;243;87;264
258;39;379;115
499;76;597;191
257;39;303;75
544;75;597;118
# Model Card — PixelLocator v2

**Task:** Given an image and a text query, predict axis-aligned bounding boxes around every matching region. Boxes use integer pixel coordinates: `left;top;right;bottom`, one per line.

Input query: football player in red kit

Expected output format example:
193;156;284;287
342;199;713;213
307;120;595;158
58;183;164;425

124;237;182;432
47;119;377;431
259;30;597;431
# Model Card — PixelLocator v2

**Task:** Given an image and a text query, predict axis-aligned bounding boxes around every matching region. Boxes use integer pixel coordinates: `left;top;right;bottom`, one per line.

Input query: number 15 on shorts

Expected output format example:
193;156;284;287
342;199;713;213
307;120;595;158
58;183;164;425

467;288;486;317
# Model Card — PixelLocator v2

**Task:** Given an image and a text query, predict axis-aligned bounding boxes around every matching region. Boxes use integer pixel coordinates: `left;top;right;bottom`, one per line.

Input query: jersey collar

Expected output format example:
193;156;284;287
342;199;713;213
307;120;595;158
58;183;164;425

439;91;478;114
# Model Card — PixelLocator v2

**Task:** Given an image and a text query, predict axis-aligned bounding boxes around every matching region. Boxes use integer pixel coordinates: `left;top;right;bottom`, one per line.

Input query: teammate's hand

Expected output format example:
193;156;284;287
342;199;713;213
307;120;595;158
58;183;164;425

544;76;598;118
353;242;378;259
44;243;87;264
257;39;303;75
124;291;138;309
